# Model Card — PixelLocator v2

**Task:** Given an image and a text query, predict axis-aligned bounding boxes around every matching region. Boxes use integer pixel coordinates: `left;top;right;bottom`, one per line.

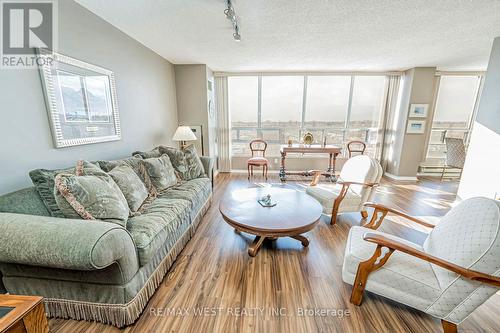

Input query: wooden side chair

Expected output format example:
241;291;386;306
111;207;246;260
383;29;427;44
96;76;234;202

347;140;367;158
306;155;383;225
441;137;466;180
247;139;268;180
342;197;500;333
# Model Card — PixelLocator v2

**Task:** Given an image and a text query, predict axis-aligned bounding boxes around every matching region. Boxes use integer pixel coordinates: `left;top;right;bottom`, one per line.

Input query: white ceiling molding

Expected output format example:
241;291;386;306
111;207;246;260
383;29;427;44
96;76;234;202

76;0;500;72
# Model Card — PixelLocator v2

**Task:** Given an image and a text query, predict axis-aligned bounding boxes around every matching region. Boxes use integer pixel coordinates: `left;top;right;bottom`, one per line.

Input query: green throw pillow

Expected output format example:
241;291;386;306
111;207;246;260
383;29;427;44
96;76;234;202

140;155;177;192
97;156;143;175
108;164;148;212
131;146;163;159
54;172;129;227
160;145;204;180
29;162;101;217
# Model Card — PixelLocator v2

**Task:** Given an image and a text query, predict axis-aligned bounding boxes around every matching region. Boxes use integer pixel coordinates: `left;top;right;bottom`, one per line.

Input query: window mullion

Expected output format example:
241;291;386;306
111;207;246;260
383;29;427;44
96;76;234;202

257;76;262;137
301;76;307;129
344;76;355;142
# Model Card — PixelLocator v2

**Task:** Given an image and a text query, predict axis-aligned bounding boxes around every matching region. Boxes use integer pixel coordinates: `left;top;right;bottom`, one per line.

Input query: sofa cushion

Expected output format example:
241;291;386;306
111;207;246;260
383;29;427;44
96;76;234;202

97;156;143;175
29;162;100;217
127;198;191;266
160;145;204;180
132;146;163;159
159;177;211;215
140;155;177;192
108;164;149;212
54;172;130;227
342;226;441;312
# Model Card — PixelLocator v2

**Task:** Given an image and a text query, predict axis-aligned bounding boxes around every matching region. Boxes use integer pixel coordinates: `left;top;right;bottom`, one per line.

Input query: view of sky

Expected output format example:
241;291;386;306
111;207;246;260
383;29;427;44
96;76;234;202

229;75;387;125
433;76;481;124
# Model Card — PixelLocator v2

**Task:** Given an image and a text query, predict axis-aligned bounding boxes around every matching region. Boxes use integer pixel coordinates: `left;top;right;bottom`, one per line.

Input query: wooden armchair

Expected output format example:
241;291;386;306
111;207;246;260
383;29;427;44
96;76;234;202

306;155;382;225
342;198;500;333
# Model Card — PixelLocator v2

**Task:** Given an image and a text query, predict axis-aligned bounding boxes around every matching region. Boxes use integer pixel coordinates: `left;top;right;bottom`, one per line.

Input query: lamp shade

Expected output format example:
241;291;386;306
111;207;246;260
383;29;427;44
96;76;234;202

172;126;197;141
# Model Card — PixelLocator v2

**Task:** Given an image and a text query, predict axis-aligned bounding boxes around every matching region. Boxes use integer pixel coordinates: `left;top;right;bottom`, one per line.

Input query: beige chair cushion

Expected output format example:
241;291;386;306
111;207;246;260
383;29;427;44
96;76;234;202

342;226;441;312
306;184;361;214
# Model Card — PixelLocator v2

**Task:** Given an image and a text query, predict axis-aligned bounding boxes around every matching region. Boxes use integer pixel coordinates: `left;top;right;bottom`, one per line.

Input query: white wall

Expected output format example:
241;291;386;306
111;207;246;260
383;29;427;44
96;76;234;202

0;1;178;194
458;37;500;200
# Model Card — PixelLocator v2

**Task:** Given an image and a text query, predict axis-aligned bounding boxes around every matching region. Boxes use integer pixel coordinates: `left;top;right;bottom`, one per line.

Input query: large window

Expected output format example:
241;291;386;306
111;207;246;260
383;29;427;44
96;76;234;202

348;76;387;156
229;76;258;156
261;76;304;156
426;75;481;160
304;76;351;146
229;74;389;159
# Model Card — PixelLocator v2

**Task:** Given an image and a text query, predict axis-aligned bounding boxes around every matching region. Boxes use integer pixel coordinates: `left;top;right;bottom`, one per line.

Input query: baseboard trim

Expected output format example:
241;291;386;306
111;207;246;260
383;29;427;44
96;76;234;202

384;172;418;182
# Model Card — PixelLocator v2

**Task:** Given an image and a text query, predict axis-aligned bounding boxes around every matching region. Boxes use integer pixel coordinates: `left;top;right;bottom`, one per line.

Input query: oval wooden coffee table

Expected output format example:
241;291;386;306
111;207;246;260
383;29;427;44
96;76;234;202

219;187;323;257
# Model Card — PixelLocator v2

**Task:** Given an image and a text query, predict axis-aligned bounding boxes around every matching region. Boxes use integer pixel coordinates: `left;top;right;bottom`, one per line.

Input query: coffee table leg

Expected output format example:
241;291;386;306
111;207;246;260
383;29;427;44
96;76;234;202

248;236;265;257
291;235;309;247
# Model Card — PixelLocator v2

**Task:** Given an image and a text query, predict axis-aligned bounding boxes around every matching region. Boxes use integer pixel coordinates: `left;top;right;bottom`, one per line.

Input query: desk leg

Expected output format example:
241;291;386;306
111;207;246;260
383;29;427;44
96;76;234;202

327;153;338;182
327;153;333;174
279;151;286;182
330;154;338;182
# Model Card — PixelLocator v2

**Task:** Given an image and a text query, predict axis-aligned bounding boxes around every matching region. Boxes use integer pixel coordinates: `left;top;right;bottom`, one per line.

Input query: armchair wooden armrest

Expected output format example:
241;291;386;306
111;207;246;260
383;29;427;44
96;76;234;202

363;232;500;287
308;170;323;186
363;202;435;230
350;232;500;307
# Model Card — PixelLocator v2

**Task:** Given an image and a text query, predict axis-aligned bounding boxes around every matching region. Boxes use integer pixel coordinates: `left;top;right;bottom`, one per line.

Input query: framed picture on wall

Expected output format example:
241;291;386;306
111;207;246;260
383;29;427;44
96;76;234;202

37;49;121;148
408;104;429;118
189;125;204;154
407;120;426;134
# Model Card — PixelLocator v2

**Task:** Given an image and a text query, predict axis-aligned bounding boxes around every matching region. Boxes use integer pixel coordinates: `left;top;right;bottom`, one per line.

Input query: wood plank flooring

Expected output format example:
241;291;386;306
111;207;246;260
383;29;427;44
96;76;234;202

49;174;499;333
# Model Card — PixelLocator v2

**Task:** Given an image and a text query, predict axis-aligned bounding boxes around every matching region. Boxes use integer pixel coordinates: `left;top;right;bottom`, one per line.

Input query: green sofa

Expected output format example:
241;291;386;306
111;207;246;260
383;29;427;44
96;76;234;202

0;153;214;327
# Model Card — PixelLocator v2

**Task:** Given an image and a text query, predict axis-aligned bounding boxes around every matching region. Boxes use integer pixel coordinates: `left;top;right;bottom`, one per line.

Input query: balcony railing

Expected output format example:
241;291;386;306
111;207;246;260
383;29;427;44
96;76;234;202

231;126;379;157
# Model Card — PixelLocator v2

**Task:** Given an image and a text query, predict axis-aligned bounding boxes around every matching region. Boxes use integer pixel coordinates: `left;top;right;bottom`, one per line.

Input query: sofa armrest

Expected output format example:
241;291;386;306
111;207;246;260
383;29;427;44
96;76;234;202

200;156;215;182
0;213;138;272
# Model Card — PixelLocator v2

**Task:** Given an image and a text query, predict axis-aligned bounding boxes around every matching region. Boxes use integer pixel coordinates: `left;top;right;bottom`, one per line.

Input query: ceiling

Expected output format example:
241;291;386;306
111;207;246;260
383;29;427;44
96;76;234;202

76;0;500;72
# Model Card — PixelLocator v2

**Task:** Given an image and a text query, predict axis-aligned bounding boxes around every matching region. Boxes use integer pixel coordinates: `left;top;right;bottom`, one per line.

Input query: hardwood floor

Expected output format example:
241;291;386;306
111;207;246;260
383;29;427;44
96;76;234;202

49;174;499;333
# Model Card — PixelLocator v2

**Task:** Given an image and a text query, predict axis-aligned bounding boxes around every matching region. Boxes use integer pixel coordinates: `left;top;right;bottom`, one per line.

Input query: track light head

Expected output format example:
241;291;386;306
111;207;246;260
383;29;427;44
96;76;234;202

224;0;241;42
224;7;235;20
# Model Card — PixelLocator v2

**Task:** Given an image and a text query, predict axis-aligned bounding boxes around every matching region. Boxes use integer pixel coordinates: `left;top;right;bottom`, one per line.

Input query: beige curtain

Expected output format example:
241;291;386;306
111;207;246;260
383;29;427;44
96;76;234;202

215;76;231;172
380;75;402;171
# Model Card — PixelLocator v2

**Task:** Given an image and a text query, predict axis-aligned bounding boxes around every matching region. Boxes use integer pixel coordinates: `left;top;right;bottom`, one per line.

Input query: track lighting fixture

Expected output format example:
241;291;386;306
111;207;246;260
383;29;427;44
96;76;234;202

224;0;241;42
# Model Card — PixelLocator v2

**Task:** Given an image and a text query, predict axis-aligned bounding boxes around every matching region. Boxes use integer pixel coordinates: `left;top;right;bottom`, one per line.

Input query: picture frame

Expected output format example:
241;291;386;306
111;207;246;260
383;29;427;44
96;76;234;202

406;120;426;134
189;125;204;154
408;104;428;118
37;49;121;148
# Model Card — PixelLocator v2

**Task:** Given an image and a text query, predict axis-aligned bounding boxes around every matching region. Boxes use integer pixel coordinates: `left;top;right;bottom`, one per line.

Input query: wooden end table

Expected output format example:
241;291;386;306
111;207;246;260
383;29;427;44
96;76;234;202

0;295;48;333
219;187;322;257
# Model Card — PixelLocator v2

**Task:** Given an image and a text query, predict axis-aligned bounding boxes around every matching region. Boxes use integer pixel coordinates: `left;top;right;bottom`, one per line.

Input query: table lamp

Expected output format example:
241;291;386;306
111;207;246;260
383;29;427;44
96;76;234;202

172;125;197;149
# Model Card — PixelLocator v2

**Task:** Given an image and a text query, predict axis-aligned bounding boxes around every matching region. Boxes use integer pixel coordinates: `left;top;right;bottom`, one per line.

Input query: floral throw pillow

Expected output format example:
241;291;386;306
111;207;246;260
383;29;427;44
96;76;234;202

160;145;205;181
29;161;102;217
108;164;149;213
140;155;177;192
54;161;129;227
